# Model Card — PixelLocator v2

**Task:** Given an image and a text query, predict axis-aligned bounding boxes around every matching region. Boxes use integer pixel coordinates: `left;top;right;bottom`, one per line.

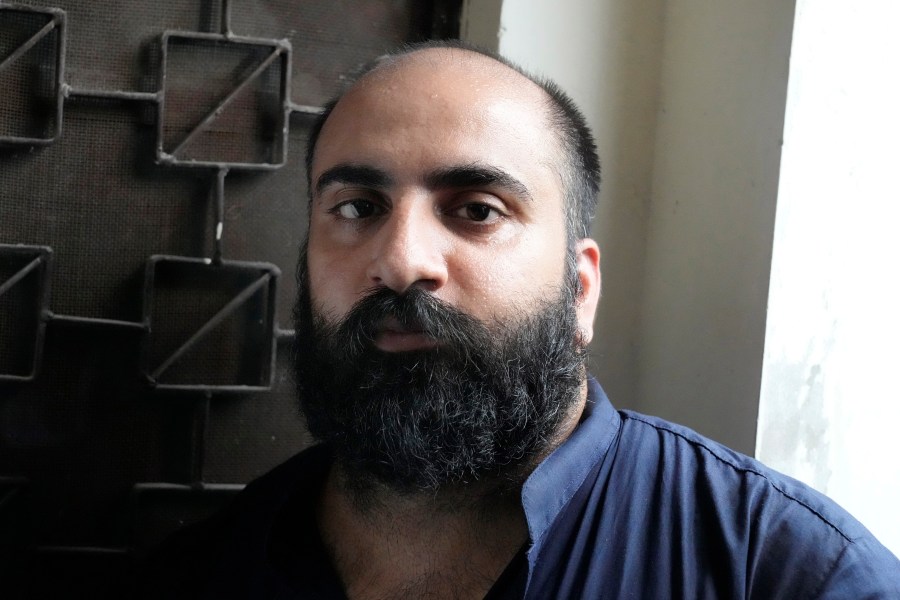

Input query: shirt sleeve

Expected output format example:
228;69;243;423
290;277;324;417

811;535;900;600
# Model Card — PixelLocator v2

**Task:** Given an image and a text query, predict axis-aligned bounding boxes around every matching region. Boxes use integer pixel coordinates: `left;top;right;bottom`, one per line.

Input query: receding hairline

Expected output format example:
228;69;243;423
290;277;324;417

314;45;567;178
363;45;545;92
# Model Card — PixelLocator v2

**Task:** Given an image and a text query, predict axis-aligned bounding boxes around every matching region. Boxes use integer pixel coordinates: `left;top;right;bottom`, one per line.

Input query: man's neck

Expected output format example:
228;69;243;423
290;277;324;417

317;468;527;600
316;385;588;599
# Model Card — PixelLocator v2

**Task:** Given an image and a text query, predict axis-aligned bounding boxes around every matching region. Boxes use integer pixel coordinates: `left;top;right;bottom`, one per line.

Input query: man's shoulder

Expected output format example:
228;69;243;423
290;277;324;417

616;409;866;538
603;409;900;596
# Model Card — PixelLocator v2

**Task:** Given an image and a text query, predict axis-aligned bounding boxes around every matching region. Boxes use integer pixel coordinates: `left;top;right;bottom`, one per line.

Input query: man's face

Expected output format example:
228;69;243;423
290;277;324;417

307;51;575;337
296;50;601;492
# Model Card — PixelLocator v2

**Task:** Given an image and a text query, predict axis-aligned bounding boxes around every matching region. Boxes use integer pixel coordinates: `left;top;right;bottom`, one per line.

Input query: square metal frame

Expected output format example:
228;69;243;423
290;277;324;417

156;31;291;170
0;244;52;382
140;255;280;392
0;4;65;146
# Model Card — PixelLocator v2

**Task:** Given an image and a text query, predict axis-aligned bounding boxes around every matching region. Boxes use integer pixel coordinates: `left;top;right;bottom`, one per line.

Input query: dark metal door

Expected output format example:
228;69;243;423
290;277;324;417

0;2;460;597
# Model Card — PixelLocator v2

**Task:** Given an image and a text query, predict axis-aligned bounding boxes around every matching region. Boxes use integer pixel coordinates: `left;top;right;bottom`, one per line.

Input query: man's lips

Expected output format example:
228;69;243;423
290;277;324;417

373;317;438;352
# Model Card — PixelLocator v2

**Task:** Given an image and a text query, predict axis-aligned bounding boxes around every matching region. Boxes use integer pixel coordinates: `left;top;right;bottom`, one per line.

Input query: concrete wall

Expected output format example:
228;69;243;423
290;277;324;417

462;0;794;454
756;0;900;558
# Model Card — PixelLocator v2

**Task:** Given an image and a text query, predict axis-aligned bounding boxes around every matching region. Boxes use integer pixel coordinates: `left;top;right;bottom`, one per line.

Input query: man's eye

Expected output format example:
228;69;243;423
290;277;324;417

453;203;501;223
335;200;381;219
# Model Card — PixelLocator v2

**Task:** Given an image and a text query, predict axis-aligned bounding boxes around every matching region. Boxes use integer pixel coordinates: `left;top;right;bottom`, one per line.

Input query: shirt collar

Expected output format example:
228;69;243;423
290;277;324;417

520;376;620;550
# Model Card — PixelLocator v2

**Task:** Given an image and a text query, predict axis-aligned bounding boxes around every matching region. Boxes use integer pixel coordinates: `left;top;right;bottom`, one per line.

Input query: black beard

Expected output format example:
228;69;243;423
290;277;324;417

292;251;586;494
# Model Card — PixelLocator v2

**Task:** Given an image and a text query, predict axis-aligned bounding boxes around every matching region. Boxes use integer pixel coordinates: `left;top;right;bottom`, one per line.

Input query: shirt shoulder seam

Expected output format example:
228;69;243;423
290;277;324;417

621;411;855;544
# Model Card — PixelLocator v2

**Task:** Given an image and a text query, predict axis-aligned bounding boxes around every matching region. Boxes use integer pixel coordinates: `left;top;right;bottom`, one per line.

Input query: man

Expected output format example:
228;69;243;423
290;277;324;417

145;41;900;598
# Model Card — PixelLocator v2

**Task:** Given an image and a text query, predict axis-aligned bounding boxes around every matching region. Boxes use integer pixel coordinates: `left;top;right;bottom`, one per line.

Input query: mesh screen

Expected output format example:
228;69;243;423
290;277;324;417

12;0;225;91
230;0;434;106
3;103;208;321
0;0;458;596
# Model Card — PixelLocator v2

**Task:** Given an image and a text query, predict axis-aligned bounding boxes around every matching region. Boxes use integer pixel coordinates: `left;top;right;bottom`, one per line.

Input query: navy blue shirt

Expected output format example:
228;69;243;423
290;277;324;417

145;378;900;598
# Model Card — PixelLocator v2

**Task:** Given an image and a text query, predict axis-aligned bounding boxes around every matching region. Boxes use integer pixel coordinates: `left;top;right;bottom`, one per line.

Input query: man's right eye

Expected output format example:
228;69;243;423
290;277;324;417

334;200;381;219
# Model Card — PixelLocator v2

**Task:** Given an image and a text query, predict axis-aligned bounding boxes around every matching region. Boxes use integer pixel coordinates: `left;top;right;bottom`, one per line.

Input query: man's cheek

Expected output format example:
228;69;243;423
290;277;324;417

307;263;349;320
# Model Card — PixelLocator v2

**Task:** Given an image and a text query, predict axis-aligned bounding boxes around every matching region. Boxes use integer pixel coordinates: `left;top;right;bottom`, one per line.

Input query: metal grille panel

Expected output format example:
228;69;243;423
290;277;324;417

158;32;290;168
0;0;460;596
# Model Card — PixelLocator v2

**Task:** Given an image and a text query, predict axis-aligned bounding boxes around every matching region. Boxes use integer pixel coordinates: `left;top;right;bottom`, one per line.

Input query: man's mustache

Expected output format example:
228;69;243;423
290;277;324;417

328;287;490;357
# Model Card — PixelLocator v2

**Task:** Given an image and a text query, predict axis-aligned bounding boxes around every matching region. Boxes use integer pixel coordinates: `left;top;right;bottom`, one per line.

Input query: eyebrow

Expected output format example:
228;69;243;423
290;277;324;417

314;164;393;196
313;162;533;202
425;164;533;201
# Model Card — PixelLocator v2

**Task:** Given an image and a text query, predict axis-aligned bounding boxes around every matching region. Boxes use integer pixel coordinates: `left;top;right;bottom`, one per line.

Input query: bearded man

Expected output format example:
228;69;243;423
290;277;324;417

144;41;900;599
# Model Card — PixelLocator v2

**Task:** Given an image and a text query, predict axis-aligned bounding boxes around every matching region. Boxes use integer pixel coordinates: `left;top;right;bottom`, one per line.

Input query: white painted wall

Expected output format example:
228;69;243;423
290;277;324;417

462;0;666;407
635;0;795;455
756;0;900;557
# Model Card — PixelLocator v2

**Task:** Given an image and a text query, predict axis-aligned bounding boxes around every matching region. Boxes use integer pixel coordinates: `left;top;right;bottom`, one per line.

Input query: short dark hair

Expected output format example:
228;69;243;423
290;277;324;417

305;40;601;240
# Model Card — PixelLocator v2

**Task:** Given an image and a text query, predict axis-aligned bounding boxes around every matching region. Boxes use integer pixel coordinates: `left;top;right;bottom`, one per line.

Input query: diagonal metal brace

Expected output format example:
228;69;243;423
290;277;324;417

0;16;59;74
151;272;271;380
0;256;43;299
169;46;284;159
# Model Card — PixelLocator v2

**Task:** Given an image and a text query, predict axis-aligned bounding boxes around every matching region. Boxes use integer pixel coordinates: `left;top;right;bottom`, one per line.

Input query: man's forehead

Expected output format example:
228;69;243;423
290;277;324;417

336;47;549;123
311;48;558;177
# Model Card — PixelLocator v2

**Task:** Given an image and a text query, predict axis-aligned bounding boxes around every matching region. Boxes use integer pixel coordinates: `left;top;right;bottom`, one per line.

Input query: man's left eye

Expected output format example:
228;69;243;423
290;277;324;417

335;199;381;219
451;203;501;223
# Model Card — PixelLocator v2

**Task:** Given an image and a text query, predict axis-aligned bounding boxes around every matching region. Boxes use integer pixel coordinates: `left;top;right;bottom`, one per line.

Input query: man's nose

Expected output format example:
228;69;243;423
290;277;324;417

365;202;448;294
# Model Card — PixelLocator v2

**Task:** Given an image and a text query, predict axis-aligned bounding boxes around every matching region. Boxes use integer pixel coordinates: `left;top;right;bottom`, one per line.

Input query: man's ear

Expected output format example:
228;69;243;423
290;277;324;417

574;238;601;346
